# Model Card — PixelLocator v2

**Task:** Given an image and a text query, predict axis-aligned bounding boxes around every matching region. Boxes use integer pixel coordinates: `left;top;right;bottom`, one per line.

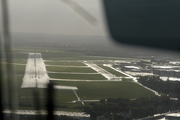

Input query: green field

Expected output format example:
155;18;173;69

45;62;85;66
98;65;127;77
50;81;155;99
121;78;133;82
1;59;27;64
48;73;106;80
2;75;80;111
46;66;96;73
1;64;26;75
13;59;27;64
19;89;76;103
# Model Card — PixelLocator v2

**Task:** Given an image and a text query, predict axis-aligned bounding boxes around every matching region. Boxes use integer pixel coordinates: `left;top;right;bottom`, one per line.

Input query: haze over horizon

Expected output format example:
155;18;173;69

4;0;108;36
1;0;180;59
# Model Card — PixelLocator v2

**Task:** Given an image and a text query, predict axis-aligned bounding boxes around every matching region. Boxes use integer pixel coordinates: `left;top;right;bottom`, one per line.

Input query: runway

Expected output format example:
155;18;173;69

21;53;77;90
21;53;49;88
84;62;115;80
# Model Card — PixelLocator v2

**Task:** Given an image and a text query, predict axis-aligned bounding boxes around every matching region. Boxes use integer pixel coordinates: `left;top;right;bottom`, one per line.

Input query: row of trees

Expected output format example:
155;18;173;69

83;97;180;120
5;115;79;120
138;76;180;96
82;77;180;119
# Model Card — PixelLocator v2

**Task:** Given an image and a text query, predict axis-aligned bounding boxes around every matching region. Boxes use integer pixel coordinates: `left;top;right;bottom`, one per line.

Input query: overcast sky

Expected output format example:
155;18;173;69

7;0;108;36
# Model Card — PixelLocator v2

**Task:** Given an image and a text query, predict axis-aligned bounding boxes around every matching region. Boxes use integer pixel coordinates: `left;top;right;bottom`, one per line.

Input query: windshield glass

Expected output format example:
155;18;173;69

1;0;180;120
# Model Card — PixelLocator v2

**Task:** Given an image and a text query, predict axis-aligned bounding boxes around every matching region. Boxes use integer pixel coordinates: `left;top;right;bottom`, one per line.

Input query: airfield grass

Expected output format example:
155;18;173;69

2;75;80;111
45;62;85;66
46;66;96;73
48;73;106;80
18;89;76;103
121;78;133;82
50;81;155;100
13;59;27;64
98;65;127;77
1;64;26;75
14;65;26;75
16;76;77;103
1;59;27;64
18;84;80;111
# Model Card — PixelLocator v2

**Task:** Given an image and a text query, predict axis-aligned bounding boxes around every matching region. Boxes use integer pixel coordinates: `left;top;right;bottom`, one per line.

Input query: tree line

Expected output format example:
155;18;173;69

138;76;180;96
82;97;180;119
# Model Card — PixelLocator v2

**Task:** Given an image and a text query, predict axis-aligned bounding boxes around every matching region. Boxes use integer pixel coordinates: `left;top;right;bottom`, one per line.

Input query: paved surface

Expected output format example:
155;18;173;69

3;109;90;117
21;53;77;90
73;89;84;105
21;53;49;88
84;62;115;80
